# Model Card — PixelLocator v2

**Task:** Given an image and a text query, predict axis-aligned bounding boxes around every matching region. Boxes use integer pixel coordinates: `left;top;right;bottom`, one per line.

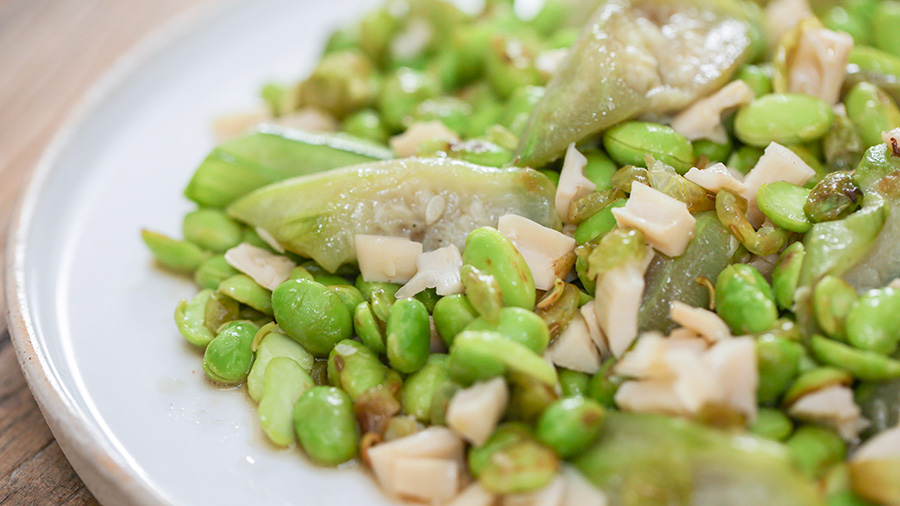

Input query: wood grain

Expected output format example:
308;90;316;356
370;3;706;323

0;0;207;503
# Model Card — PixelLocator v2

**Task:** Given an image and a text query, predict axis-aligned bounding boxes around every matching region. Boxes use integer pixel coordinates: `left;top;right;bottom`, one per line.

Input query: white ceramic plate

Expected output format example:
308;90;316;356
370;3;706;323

4;0;422;504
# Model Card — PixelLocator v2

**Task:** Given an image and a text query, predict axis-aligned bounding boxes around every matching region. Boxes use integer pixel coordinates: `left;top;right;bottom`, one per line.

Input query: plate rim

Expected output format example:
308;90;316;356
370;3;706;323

4;1;243;504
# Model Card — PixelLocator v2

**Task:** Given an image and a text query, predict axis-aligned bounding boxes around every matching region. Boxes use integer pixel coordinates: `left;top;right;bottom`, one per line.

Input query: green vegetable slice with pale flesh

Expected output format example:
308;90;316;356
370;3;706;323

514;0;764;167
227;157;559;272
184;124;392;208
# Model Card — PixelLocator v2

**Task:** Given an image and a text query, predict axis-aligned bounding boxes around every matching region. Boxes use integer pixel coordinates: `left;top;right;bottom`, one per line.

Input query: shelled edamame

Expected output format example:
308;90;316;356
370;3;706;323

143;0;900;504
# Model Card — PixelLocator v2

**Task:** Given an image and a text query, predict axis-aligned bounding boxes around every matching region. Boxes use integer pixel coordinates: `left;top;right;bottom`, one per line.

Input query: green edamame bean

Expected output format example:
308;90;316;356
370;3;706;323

824;115;865;173
240;228;277;253
477;438;559;494
558;369;590;398
247;330;314;402
413;288;440;313
461;264;505;322
693;138;733;164
813;276;858;340
194;254;240;290
586;360;619;408
582;148;617;191
535;397;605;458
355;277;401;322
805;172;863;224
358;7;400;64
734;94;834;147
299;50;380;119
463;227;536;310
202;320;259;384
272;278;352;356
749;408;793;441
448;331;557;386
401;354;450;423
175;289;217;347
218;274;273;315
715;264;778;335
377;67;441;130
603;122;695;174
429;381;461;426
735;64;773;98
464;307;550;354
846;287;900;355
772;242;805;311
506;371;559;423
756;335;803;405
142;229;209;273
386;298;431;373
756;181;812;233
810;335;900;381
568;189;626;225
468;423;533;477
203;291;239;333
327;340;389;400
342;109;390;143
258;357;315;446
821;6;870;45
354;302;386;354
485;33;543;99
573;199;627;245
726;145;764;175
182;209;243;253
293;386;359;466
287;265;314;281
330;284;366;316
433;294;478;347
411;97;471;134
783;367;853;407
786;426;846;479
845;82;900;148
847;45;900;106
872;1;900;58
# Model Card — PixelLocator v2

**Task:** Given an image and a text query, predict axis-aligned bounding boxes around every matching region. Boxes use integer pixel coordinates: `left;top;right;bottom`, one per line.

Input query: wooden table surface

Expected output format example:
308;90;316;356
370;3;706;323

0;1;206;503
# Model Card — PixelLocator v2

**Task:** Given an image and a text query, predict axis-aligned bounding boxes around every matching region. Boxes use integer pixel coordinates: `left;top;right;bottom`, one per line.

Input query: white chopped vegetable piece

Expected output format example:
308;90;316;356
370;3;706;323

546;312;602;374
667;327;705;341
498;214;576;291
504;475;566;506
788;28;853;105
580;301;609;358
393;457;460;502
788;385;868;441
684;163;748;194
355;234;423;284
669;301;731;342
556;144;596;224
765;0;812;48
446;377;509;445
366;427;465;497
703;337;759;421
667;348;721;414
592;249;653;358
852;426;900;462
742;142;816;227
274;107;339;133
883;127;900;151
889;278;900;290
224;243;296;291
615;379;686;416
561;465;608;506
612;182;696;257
448;483;498;506
396;244;464;299
671;81;755;143
390;121;460;158
614;333;672;379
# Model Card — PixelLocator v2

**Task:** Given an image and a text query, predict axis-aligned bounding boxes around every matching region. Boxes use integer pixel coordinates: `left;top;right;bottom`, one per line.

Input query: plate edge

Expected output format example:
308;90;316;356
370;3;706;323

4;1;246;504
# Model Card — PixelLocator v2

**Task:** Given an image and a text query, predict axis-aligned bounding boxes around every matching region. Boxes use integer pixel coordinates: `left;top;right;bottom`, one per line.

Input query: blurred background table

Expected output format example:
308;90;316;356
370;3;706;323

0;1;207;503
